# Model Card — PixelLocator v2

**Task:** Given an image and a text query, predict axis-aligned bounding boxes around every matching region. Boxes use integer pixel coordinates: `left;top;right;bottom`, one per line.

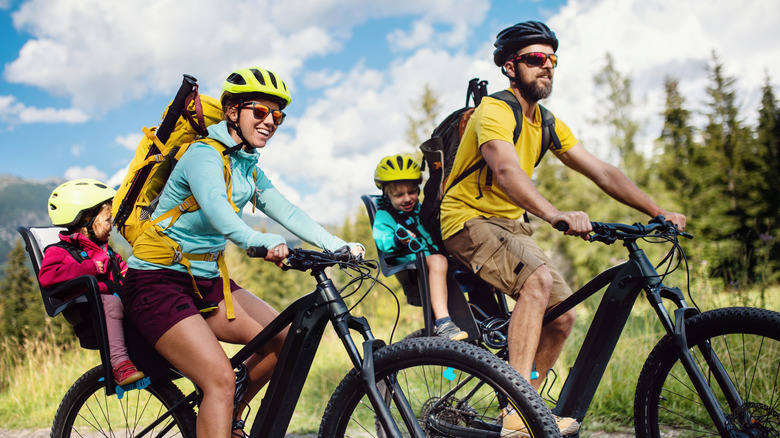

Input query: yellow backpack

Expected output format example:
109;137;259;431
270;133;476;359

112;75;248;319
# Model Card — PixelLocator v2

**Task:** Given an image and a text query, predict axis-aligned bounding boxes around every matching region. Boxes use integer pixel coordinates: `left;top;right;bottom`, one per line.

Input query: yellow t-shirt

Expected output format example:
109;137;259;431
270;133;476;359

440;94;578;240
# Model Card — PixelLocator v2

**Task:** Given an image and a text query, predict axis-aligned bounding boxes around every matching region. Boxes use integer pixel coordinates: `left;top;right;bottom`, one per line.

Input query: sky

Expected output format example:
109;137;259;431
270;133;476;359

1;0;779;226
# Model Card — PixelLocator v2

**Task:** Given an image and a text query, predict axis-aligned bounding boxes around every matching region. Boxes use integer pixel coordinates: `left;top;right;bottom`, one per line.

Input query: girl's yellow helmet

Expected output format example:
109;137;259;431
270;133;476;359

48;179;116;227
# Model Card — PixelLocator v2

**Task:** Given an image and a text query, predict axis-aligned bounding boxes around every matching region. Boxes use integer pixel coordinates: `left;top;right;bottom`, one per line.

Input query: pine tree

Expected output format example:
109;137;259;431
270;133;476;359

591;53;644;180
0;240;46;341
753;73;780;285
699;52;755;285
406;84;440;149
656;77;698;214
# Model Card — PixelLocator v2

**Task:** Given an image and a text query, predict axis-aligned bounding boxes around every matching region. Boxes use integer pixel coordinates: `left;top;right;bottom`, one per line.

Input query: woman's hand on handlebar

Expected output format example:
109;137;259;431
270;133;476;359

265;243;289;267
349;244;365;258
551;211;592;240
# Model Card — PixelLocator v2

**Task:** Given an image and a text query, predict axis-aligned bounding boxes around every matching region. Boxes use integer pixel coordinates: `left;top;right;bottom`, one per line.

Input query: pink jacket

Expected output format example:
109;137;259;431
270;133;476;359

38;232;128;295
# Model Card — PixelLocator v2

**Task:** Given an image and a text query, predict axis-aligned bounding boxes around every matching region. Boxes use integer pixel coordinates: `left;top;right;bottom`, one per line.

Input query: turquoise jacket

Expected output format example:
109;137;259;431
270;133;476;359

128;121;356;277
372;201;438;265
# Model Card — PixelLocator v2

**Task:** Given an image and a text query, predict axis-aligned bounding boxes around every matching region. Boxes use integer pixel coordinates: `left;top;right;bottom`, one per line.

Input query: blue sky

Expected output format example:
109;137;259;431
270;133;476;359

2;0;779;225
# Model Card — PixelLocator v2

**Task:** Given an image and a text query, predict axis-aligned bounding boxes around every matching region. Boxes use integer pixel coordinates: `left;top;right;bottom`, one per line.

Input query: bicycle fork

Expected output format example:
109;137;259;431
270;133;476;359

330;304;425;438
652;288;745;437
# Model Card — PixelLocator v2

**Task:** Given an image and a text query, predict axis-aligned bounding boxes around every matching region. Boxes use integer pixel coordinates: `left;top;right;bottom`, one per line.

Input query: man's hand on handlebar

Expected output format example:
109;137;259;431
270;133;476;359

658;211;686;231
551;211;592;240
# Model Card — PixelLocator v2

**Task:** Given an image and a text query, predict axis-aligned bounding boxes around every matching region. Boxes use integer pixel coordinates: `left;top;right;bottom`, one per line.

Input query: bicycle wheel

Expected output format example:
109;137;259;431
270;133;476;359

51;365;198;438
320;336;560;437
634;307;780;438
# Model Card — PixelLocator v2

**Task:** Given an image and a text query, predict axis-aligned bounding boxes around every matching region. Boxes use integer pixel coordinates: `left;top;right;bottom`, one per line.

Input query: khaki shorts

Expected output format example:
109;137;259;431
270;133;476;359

444;216;572;307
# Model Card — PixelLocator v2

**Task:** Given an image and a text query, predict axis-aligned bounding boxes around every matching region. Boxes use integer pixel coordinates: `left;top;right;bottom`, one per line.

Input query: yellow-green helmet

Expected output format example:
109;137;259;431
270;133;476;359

221;67;292;109
48;179;116;227
374;154;422;189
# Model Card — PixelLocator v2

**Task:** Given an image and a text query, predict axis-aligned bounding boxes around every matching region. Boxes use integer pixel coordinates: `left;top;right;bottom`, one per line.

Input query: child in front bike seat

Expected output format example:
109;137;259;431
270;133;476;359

373;155;467;341
39;178;144;386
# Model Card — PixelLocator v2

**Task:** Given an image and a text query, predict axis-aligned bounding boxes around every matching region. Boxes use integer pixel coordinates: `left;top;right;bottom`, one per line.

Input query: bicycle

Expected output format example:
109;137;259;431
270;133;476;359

383;216;779;437
34;242;561;437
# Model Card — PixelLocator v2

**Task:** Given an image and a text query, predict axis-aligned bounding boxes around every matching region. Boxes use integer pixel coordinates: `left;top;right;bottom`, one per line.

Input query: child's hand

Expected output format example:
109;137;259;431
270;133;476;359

95;260;105;273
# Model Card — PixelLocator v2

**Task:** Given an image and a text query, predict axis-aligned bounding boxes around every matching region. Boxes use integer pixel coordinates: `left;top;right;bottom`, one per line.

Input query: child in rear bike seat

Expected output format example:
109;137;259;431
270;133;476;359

373;154;467;341
39;178;144;387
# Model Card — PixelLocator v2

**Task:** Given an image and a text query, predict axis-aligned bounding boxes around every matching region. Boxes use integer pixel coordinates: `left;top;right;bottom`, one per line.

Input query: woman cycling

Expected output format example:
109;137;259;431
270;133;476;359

122;66;364;437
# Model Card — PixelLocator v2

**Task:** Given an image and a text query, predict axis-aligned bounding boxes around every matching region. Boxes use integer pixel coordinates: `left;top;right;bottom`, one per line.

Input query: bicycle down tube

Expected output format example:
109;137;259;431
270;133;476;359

223;262;411;438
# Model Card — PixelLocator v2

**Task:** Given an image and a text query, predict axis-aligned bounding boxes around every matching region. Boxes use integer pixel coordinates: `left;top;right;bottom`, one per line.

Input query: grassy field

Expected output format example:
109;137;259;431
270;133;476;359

1;281;777;435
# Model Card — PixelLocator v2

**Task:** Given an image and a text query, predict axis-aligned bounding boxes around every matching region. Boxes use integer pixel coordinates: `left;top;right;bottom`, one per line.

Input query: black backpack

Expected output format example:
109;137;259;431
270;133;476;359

418;78;562;250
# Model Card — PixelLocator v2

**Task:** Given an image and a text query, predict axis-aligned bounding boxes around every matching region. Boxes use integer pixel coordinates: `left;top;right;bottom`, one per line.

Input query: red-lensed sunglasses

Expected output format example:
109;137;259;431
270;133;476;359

240;102;286;125
511;52;558;68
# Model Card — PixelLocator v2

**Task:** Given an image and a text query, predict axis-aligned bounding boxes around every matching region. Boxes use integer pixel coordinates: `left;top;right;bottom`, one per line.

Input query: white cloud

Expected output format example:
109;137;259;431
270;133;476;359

64;165;107;181
70;144;83;157
4;0;490;114
548;0;780;159
115;133;143;150
388;21;436;51
106;164;129;189
0;94;89;124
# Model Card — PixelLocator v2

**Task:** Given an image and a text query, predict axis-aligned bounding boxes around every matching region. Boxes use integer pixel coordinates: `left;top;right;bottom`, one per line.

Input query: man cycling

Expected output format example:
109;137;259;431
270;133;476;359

440;20;686;437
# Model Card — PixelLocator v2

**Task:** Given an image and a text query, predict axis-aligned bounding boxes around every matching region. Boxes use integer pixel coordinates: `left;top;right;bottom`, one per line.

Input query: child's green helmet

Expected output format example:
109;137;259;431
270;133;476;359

48;179;116;227
374;154;422;189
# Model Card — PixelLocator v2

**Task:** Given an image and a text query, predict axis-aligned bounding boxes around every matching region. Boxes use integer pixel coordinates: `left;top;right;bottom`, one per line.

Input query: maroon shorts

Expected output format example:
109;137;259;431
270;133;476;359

122;268;242;346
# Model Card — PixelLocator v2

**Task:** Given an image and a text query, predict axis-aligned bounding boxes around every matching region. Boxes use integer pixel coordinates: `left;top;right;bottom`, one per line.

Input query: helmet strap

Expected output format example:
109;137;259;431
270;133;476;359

227;109;249;151
502;60;524;86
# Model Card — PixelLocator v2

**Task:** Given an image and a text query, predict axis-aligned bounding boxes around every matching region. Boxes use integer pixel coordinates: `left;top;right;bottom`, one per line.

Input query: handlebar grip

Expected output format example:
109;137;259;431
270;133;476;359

246;246;268;258
554;221;569;232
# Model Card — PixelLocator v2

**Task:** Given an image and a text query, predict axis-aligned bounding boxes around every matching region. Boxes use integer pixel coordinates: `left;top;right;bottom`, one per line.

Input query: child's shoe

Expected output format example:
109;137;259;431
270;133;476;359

435;320;468;341
113;360;145;386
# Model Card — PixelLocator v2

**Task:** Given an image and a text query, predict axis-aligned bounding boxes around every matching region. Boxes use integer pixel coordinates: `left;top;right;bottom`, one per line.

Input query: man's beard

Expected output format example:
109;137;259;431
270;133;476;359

515;65;553;101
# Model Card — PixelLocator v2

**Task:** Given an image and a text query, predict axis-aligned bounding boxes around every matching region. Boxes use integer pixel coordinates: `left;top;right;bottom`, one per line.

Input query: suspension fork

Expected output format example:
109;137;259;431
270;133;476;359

668;307;744;436
331;304;425;438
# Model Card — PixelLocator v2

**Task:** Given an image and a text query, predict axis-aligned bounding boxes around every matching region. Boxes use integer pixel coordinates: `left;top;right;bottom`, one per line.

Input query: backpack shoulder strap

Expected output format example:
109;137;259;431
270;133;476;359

490;90;561;168
46;240;89;263
489;90;524;145
537;104;561;167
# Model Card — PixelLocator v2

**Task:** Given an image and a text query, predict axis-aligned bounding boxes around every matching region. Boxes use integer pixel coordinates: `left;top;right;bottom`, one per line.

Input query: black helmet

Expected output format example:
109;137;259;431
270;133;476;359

493;21;558;66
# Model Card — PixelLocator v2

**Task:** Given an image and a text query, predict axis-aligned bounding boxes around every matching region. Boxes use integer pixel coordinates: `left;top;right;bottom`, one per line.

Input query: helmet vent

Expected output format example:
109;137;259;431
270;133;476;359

268;71;279;88
251;68;266;86
227;73;247;85
385;159;396;169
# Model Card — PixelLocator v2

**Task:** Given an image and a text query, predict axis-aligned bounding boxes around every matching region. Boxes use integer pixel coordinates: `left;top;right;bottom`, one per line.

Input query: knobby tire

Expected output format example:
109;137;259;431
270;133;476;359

51;365;197;438
634;306;780;438
320;336;560;438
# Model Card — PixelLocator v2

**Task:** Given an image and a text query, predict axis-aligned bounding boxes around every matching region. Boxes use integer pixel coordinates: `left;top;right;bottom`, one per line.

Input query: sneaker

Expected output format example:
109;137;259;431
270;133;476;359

113;360;145;386
501;409;580;437
435;320;468;341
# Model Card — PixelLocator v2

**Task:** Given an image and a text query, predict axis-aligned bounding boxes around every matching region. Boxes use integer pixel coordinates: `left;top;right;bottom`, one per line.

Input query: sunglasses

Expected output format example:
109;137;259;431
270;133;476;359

240;102;286;125
511;52;558;68
395;226;424;253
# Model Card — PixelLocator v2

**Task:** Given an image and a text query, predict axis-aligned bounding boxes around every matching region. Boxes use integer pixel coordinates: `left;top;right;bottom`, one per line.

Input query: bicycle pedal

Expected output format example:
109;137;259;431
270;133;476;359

115;376;151;399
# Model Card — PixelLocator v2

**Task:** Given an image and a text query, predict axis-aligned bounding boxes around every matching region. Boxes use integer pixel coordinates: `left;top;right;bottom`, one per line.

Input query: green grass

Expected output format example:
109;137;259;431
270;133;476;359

1;283;777;434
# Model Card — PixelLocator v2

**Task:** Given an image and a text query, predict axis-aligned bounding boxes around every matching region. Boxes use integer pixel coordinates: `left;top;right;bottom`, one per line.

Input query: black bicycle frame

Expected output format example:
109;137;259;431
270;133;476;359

148;267;417;438
542;242;738;435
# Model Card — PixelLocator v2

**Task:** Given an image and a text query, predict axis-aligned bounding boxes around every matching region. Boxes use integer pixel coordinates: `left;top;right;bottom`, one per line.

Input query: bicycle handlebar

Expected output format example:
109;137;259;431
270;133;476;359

246;245;372;272
555;216;692;244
